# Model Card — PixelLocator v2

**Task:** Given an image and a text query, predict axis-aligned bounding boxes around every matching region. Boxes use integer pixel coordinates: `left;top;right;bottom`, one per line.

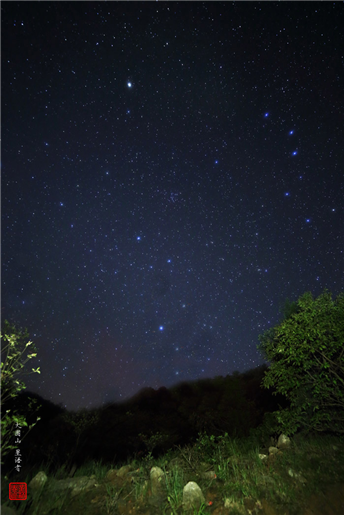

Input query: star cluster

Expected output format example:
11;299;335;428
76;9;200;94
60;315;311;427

2;2;343;410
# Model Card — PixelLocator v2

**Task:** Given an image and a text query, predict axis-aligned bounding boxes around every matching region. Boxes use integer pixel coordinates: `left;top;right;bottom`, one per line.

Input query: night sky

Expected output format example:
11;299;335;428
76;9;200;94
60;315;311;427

2;2;343;412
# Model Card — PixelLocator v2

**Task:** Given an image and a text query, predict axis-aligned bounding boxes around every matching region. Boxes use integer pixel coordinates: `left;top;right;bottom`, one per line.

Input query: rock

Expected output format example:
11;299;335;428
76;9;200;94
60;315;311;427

277;434;291;449
28;471;48;492
288;468;307;484
104;468;117;481
20;431;337;514
65;476;100;498
182;481;205;511
224;497;243;511
28;471;99;498
150;466;166;496
1;506;18;515
268;446;279;454
116;464;131;477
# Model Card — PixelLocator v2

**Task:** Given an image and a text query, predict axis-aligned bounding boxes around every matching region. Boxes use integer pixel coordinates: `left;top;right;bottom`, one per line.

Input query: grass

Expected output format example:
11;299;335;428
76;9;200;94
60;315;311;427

1;428;344;515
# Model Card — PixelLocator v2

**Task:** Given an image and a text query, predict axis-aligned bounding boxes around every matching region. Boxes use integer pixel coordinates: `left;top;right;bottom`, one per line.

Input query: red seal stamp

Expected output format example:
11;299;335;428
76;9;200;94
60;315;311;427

9;482;27;500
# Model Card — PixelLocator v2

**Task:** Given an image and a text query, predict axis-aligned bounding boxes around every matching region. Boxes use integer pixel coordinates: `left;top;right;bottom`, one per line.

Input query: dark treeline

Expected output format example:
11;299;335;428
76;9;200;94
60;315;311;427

2;363;291;481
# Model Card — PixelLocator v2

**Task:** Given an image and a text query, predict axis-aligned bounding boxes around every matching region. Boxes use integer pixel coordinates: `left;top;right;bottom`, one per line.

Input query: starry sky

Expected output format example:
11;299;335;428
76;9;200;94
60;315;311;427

2;1;344;411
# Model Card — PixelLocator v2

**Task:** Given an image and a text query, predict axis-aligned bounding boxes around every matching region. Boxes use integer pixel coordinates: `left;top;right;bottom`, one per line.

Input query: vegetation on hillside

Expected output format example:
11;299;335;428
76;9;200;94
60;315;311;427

258;289;344;436
1;289;343;513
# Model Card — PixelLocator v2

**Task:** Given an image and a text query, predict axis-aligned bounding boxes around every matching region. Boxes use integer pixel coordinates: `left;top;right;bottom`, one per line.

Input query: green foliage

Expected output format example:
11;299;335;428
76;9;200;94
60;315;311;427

249;411;280;443
257;290;344;436
279;297;301;321
60;409;100;467
138;431;169;453
194;432;219;463
61;409;100;443
1;320;42;467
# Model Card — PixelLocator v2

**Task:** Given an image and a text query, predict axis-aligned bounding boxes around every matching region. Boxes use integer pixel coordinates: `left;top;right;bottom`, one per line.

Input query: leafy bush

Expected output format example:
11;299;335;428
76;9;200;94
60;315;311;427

138;431;170;453
1;320;42;470
60;408;100;469
257;290;344;436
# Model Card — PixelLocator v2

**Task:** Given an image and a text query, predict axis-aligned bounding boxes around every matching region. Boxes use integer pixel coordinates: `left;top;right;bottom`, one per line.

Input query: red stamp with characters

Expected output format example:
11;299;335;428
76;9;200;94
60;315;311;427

9;482;27;500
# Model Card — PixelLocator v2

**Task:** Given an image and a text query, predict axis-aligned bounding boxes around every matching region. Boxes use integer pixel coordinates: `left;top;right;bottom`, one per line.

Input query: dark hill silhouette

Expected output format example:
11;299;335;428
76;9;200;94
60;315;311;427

2;364;291;481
